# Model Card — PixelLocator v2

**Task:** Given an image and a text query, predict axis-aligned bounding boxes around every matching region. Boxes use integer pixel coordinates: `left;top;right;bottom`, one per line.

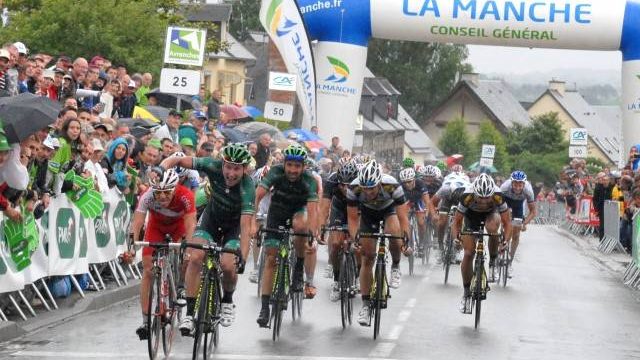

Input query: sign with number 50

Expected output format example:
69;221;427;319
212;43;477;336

264;101;294;122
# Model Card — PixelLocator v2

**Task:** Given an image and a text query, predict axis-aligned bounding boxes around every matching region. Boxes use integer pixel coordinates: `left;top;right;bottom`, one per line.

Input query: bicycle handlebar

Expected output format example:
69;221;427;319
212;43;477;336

258;227;314;238
459;231;502;237
356;232;405;241
134;241;182;250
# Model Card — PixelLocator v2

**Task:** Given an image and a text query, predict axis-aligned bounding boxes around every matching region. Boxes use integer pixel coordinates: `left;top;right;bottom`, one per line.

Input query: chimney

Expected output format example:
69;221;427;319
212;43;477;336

548;79;566;96
460;73;479;86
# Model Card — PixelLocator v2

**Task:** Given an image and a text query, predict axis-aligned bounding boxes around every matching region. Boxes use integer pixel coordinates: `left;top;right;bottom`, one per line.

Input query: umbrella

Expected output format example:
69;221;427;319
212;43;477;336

131;106;160;123
282;128;322;142
144;106;170;124
0;93;61;143
146;88;193;110
242;105;263;119
234;121;286;143
117;117;159;129
219;127;248;143
469;161;498;174
221;104;250;121
446;154;464;168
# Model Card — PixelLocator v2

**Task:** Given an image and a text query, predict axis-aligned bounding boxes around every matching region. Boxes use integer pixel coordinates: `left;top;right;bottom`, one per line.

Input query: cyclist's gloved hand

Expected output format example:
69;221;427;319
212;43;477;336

236;252;246;274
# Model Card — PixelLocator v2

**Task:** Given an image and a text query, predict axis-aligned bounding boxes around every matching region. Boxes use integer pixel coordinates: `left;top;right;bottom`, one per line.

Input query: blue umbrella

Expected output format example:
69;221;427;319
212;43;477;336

282;128;321;142
242;106;263;119
220;127;249;143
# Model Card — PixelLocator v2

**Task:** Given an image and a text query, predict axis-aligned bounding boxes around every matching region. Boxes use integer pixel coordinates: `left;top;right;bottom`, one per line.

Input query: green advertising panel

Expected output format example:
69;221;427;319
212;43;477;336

56;208;76;259
113;200;128;246
94;204;110;248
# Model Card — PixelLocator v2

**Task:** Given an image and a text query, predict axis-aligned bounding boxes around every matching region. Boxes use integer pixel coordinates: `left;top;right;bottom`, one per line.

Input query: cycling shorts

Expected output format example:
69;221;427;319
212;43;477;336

329;204;347;226
359;204;396;234
194;208;241;250
462;209;498;233
143;223;185;257
263;206;307;248
504;196;525;220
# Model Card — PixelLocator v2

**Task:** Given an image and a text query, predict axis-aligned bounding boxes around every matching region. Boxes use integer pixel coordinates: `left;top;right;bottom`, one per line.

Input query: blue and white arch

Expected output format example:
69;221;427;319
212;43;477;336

264;0;640;157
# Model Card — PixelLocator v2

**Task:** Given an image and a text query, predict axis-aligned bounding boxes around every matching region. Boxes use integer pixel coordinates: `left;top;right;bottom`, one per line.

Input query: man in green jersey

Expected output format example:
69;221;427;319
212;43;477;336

160;143;254;333
255;144;320;327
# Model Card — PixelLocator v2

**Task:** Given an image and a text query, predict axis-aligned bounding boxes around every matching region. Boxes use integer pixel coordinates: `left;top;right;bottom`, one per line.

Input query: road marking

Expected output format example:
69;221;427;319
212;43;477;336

386;324;404;340
369;342;396;358
405;298;416;308
11;351;397;360
397;309;411;322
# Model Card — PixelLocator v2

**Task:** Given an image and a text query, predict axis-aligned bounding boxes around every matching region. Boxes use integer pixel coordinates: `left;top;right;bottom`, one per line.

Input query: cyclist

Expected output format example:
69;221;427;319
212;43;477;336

255;144;319;327
323;156;353;279
450;173;512;314
248;165;271;283
399;167;436;256
346;160;409;326
433;172;470;254
131;168;196;340
501;170;537;275
321;160;359;302
303;157;323;299
159;143;254;332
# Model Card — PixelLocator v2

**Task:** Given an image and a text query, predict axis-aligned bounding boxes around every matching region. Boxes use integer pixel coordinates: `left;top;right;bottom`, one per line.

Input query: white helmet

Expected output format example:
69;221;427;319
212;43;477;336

150;168;179;191
423;165;441;178
170;151;186;176
443;174;470;191
472;173;496;198
399;168;416;182
359;160;382;187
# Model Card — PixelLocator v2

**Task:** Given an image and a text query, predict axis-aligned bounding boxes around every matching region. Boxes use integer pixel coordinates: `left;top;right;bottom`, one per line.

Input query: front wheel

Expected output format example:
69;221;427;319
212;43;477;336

373;260;385;340
192;275;210;360
473;261;485;329
147;274;161;360
162;271;178;357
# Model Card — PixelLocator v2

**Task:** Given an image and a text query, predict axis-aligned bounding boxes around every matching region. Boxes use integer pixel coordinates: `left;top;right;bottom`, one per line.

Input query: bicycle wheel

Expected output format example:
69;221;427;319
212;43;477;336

203;274;221;359
256;238;266;298
162;270;178;357
347;252;357;325
373;260;384;340
147;274;161;360
501;244;510;288
272;259;287;342
473;261;484;329
443;231;453;285
339;251;349;329
424;223;432;264
192;275;210;360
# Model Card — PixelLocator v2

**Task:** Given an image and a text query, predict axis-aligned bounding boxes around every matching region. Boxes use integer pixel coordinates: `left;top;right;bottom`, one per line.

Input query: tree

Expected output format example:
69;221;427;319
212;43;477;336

509;150;568;186
438;117;472;164
0;0;222;76
229;0;262;40
367;40;471;122
473;120;510;174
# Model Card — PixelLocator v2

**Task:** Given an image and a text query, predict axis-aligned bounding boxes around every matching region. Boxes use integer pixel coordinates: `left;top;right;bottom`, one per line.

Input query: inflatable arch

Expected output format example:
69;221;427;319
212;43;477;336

261;0;640;158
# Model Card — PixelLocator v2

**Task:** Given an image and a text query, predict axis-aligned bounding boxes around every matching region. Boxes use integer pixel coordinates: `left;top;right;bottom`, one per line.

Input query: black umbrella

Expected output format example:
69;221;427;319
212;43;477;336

219;127;248;143
144;105;170;124
0;93;61;143
117;117;159;129
146;89;193;111
234;121;286;143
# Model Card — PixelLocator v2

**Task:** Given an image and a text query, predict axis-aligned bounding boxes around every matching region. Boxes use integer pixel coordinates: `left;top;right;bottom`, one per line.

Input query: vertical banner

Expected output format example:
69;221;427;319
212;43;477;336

0;216;25;293
623;60;640;166
21;218;49;284
47;195;79;276
314;41;368;151
260;0;317;126
108;188;131;255
70;206;89;275
87;196;117;264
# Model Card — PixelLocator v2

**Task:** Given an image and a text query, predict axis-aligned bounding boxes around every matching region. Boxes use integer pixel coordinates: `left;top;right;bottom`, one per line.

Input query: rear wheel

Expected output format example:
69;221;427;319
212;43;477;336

256;237;266;298
147;274;161;360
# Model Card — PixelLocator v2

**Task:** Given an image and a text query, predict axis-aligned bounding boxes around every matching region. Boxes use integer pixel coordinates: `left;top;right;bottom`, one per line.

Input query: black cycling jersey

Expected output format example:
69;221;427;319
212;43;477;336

402;178;428;204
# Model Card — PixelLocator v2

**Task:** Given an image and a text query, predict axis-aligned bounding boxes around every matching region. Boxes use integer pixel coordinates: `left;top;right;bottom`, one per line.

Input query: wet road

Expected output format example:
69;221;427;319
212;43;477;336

2;225;640;360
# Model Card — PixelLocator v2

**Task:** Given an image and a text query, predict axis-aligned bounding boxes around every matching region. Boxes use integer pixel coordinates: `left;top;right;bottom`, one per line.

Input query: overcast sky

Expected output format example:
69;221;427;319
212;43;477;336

467;45;622;74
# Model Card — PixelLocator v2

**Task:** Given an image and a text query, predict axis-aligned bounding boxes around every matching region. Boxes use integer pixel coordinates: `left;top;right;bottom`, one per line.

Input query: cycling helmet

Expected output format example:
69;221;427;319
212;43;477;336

221;143;251;165
423;165;441;178
436;160;446;172
337;161;358;184
415;165;426;177
443;174;470;191
305;157;319;172
359;160;382;187
402;157;415;168
283;144;307;162
472;173;496;198
510;170;527;182
337;156;351;167
169;151;186;176
399;168;416;182
150;167;179;191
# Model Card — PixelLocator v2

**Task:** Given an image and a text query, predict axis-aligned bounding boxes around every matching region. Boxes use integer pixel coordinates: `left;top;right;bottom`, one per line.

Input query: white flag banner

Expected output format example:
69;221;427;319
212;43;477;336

21;219;49;284
260;0;317;126
47;195;80;276
107;188;131;255
70;206;89;275
0;221;25;293
87;198;117;264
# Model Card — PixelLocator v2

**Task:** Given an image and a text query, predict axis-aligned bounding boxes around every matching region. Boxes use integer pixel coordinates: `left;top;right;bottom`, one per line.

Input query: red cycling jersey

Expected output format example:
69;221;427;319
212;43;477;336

136;184;196;255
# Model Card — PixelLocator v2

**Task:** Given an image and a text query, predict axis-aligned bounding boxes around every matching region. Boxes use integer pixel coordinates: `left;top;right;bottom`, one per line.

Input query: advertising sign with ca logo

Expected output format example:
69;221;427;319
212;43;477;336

269;72;297;92
570;128;588;145
164;26;207;66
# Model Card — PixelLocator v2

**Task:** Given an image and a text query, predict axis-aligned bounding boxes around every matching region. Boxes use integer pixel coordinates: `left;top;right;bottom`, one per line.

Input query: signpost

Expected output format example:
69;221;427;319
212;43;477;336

569;128;589;158
264;101;294;122
479;157;494;167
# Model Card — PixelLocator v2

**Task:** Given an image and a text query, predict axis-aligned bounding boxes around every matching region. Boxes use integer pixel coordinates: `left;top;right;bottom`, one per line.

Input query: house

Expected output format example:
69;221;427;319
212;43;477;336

354;70;443;166
185;3;256;105
422;73;531;146
528;80;621;166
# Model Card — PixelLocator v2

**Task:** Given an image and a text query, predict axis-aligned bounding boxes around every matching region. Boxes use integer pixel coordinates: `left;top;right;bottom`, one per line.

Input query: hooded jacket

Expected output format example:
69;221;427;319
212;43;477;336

101;137;130;191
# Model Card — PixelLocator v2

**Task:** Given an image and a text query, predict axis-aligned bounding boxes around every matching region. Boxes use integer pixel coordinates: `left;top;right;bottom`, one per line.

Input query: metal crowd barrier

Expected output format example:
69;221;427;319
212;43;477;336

598;201;626;254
